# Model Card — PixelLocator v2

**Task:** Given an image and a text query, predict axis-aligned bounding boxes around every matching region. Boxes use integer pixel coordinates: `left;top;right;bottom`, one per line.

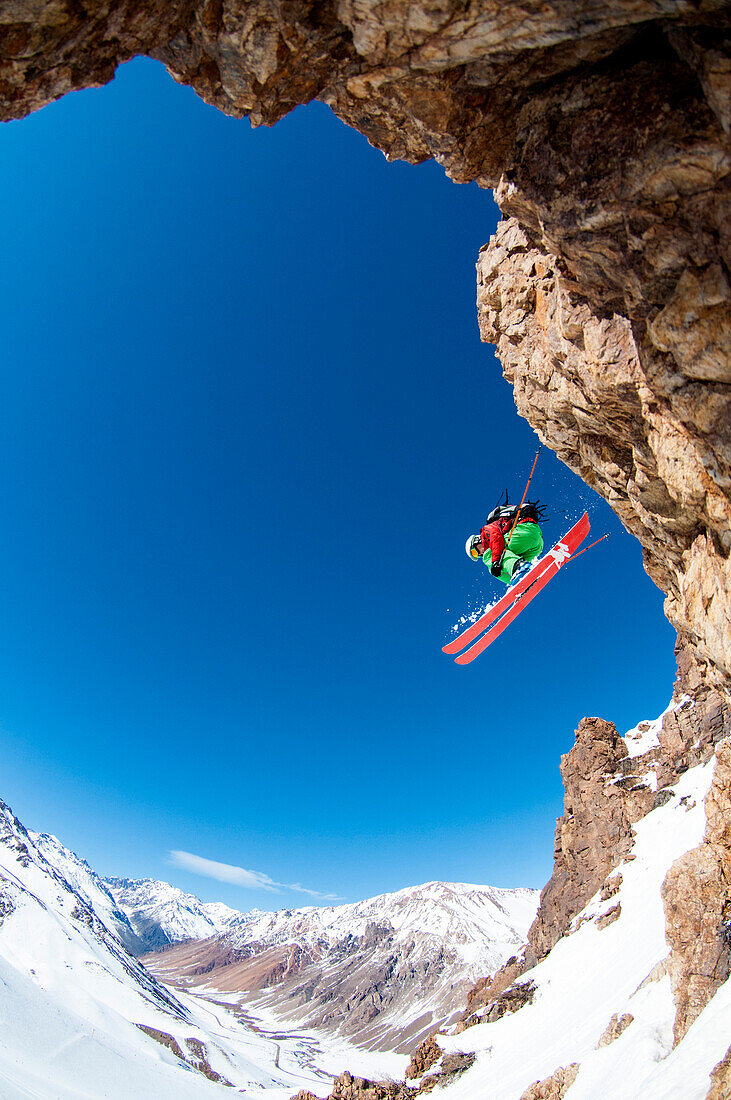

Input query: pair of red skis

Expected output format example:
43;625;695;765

444;512;591;665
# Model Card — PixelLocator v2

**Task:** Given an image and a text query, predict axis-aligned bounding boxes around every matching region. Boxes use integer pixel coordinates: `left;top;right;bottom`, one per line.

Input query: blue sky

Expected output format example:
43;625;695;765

0;58;676;909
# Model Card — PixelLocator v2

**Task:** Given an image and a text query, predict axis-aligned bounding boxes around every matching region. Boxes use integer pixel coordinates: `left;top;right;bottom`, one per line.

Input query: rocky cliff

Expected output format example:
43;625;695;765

1;0;729;687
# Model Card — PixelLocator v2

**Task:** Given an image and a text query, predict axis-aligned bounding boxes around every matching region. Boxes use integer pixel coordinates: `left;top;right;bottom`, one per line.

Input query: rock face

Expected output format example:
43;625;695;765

0;1;728;689
525;716;645;964
596;1012;634;1048
708;1045;731;1100
527;649;731;970
477;215;731;691
662;738;731;1045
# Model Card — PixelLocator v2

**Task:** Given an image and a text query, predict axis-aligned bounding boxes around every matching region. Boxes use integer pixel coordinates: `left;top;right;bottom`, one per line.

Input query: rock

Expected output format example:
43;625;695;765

419;1052;475;1093
526;718;638;963
405;1036;441;1079
459;954;525;1024
476;218;731;690
707;1044;731;1100
597;1012;634;1048
600;875;622;902
518;1063;580;1100
459;974;536;1029
662;741;731;1045
481;979;536;1024
135;1026;233;1086
596;903;622;931
462;677;730;1023
653;789;675;809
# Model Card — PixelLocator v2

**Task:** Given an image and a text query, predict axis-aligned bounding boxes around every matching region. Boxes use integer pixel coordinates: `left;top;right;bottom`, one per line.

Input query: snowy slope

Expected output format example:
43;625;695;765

0;797;354;1100
146;881;539;1053
422;747;731;1099
105;875;244;952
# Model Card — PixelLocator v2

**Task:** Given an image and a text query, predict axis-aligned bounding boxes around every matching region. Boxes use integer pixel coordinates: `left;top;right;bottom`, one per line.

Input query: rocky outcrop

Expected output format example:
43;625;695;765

707;1044;731;1100
292;1051;476;1100
135;1025;233;1086
294;1071;412;1100
457;716;644;1020
404;1036;441;1080
662;739;731;1045
518;1064;580;1100
525;716;646;963
597;1012;634;1048
1;6;729;691
462;679;731;1021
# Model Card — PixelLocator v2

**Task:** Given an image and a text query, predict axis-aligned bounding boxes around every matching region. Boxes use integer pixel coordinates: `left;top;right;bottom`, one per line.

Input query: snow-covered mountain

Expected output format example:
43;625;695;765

104;875;244;952
0;796;382;1099
143;880;539;1053
30;830;147;954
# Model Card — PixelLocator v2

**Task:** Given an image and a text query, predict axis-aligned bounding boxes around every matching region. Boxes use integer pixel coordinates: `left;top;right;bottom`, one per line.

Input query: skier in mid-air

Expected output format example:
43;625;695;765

465;498;544;584
447;449;602;662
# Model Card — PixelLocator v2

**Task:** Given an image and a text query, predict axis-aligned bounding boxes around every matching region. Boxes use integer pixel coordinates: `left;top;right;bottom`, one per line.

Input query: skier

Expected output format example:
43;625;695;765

465;499;544;584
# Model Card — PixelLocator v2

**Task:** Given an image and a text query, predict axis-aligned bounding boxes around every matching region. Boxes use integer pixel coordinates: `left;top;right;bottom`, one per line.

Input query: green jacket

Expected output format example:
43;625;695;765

482;521;544;584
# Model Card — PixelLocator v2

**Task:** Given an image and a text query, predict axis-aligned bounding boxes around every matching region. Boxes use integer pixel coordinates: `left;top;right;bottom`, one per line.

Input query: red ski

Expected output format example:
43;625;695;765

444;512;590;661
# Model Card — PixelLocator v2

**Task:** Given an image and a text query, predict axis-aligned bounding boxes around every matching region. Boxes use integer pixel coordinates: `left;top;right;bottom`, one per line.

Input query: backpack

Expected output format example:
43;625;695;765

486;493;546;527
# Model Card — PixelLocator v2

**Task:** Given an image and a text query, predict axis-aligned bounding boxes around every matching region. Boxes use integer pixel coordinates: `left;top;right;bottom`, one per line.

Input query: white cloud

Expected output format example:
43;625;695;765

169;850;279;891
169;850;341;901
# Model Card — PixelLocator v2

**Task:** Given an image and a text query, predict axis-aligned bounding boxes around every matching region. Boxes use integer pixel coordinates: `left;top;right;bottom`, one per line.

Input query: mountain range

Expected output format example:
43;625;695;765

0;792;538;1095
137;879;539;1052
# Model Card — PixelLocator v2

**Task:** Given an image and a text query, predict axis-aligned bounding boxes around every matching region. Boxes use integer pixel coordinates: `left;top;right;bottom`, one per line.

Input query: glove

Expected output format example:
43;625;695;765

491;555;503;578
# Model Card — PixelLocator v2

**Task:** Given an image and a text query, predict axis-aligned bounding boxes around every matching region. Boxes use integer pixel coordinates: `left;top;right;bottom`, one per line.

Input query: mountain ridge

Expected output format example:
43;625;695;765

103;874;244;952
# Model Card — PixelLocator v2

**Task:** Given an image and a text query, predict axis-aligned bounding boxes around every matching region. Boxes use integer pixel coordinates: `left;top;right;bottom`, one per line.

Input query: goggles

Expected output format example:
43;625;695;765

470;541;482;560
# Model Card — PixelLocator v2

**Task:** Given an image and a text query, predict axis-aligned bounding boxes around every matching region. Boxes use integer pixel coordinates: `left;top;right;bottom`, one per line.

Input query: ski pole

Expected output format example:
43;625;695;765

567;533;609;564
506;447;541;546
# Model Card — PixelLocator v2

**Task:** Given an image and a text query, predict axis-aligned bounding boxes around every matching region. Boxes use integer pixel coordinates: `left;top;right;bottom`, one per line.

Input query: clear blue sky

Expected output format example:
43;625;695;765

0;58;676;909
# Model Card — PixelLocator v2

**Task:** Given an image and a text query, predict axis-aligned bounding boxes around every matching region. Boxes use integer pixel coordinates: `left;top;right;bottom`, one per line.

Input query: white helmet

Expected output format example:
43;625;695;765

465;534;482;560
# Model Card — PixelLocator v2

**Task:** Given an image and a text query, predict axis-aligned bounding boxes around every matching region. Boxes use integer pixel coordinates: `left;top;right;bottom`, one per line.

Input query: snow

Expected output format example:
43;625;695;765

623;695;694;758
31;831;144;953
0;800;539;1096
